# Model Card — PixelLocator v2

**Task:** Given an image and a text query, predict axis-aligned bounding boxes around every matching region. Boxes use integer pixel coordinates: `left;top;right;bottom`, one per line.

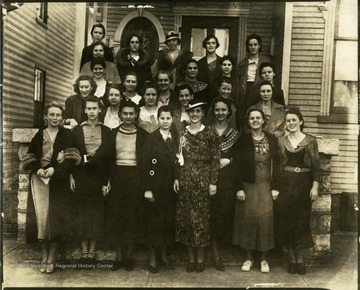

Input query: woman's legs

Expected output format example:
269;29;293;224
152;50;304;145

80;240;89;261
196;246;205;264
241;250;254;272
160;246;168;264
88;240;97;260
39;239;48;264
47;242;57;264
211;238;220;262
149;246;157;267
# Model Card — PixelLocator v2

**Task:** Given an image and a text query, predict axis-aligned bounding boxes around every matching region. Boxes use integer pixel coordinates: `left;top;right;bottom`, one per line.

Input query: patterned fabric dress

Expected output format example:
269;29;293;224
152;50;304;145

175;125;220;247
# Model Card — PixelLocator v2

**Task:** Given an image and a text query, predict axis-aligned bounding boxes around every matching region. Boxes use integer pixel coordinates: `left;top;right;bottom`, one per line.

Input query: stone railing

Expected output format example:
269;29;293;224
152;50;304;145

12;128;339;263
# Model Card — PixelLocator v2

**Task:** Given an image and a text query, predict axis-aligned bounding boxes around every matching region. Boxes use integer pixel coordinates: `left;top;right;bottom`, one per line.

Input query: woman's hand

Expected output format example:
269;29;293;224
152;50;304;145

36;168;46;178
65;118;78;130
44;167;55;178
310;182;319;201
102;185;109;197
70;174;76;192
236;190;246;201
271;190;279;200
173;179;179;193
144;190;154;202
209;184;217;196
219;158;231;169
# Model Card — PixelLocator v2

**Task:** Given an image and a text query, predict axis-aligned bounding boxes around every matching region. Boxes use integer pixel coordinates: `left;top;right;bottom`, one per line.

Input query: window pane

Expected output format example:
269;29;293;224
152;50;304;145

214;28;229;57
338;0;358;38
334;41;357;81
190;28;207;60
333;80;358;112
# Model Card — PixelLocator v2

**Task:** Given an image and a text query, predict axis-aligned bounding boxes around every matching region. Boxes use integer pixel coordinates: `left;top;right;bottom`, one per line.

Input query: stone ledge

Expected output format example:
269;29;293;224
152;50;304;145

12;128;39;143
312;195;331;213
316;138;339;156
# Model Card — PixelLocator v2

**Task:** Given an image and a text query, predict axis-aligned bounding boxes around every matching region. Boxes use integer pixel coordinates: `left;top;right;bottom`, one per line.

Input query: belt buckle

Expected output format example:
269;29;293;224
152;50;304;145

294;167;301;173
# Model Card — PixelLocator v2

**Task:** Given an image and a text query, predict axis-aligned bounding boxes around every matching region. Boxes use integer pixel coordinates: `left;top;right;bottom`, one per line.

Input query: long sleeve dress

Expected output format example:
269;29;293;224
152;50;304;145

232;132;280;251
275;134;320;250
210;125;240;244
23;127;73;243
70;121;111;241
142;128;179;246
175;125;220;247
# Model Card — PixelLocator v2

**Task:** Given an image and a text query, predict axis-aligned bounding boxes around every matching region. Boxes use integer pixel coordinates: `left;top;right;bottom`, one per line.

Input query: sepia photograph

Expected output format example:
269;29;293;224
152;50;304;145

1;1;358;289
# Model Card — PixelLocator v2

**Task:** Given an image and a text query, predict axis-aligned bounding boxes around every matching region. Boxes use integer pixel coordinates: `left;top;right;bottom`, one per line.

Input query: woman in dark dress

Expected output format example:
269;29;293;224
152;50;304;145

143;105;179;273
22;103;73;274
107;100;148;272
232;108;280;273
276;108;319;275
69;96;111;268
173;99;220;273
116;33;152;89
208;97;240;271
197;35;223;85
80;23;113;70
64;75;97;129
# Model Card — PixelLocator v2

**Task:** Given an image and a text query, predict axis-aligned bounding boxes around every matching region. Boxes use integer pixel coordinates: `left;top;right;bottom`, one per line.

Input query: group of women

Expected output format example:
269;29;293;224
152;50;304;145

22;23;319;276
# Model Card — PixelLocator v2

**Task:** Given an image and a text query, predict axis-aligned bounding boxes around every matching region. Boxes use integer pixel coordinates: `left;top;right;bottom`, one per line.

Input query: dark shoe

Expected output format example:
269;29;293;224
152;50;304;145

214;259;225;271
125;259;134;271
111;260;123;271
288;262;297;274
162;260;175;270
195;262;204;273
148;263;158;273
297;262;306;275
186;262;195;273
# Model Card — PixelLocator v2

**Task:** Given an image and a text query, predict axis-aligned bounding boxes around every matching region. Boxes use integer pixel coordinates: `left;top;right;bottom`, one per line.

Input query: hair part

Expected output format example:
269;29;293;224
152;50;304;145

90;23;106;38
285;107;305;131
157;70;173;83
259;62;275;73
90;57;106;70
177;84;194;96
157;105;174;119
119;100;140;116
245;107;267;129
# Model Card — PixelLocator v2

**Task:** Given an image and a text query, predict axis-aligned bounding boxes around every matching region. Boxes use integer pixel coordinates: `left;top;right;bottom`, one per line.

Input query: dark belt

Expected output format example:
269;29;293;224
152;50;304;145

283;165;311;173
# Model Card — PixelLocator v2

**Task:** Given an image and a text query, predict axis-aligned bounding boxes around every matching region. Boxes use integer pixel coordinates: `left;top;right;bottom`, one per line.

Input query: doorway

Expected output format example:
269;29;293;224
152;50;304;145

181;16;239;62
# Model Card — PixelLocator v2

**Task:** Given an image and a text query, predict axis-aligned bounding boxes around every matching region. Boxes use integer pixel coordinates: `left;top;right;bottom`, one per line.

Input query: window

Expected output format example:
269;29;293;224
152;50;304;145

33;67;46;128
36;2;48;26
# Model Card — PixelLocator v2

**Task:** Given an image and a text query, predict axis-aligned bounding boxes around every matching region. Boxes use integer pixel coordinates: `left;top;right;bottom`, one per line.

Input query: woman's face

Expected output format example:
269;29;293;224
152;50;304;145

259;84;273;102
178;89;193;107
213;101;229;122
158;111;173;130
188;107;204;124
186;62;199;79
157;73;170;91
219;82;232;99
221;60;233;75
91;27;104;42
248;38;260;55
285;113;303;133
78;80;92;98
92;64;104;79
143;88;157;107
248;110;264;130
166;39;179;51
108;88;121;106
93;44;104;58
45;107;63;128
129;36;140;53
124;75;137;93
85;101;101;121
205;38;217;54
261;66;275;83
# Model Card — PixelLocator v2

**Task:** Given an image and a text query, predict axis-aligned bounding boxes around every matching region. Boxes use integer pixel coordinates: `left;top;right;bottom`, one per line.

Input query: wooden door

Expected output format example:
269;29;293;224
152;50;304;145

181;16;239;62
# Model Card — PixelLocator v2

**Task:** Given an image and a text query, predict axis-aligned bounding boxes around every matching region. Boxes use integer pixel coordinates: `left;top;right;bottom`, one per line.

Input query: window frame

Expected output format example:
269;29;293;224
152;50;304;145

33;67;46;128
36;2;48;27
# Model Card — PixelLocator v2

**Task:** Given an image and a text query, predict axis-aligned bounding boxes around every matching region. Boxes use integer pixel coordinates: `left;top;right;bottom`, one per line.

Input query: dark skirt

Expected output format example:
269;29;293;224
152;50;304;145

275;170;314;250
73;165;106;241
106;165;144;245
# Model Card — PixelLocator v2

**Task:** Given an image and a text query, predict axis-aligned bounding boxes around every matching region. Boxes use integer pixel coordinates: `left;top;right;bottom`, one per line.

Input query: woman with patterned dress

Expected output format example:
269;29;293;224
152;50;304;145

209;97;240;271
275;108;319;275
173;99;220;273
142;105;179;273
22;103;73;274
233;108;280;273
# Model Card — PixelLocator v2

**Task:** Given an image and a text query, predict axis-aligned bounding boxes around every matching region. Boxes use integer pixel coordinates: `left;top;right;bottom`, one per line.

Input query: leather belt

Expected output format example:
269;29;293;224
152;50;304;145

283;165;311;173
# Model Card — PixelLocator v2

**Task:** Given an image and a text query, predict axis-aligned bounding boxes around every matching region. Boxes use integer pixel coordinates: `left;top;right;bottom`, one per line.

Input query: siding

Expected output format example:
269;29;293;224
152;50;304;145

3;3;77;189
289;2;358;193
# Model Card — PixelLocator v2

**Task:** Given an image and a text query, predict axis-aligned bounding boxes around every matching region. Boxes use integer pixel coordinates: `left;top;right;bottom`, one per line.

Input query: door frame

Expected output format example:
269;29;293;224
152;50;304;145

173;2;250;61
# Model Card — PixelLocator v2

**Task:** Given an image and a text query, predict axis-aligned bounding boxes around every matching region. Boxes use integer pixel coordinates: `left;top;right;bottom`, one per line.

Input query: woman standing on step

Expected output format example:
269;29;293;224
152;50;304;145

22;103;73;274
232;108;280;273
275;108;319;275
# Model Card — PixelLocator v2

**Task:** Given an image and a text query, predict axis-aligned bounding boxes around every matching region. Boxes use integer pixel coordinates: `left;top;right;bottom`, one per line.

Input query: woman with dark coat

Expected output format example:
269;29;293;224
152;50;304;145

233;108;280;273
142;105;179;273
22;103;74;274
106;100;149;272
69;96;112;268
197;35;223;85
116;34;152;89
80;23;113;70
